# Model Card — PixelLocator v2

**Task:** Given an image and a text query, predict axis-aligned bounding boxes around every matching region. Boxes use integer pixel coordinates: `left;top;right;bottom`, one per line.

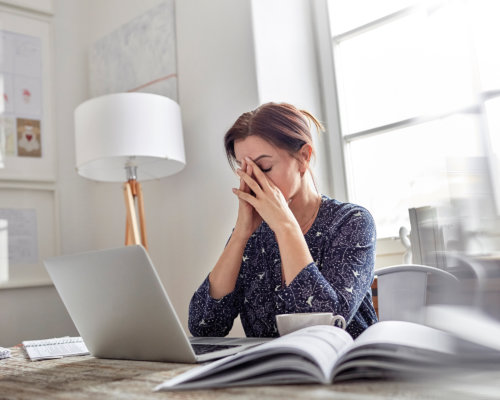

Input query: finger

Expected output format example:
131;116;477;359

237;164;250;193
245;164;257;196
244;157;272;192
236;167;244;188
243;161;251;192
237;169;263;196
239;174;246;191
240;158;246;175
232;188;257;207
236;156;246;177
246;163;253;182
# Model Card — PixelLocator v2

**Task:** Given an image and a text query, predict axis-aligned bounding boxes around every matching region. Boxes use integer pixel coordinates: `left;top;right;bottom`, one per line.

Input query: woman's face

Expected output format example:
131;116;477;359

233;135;303;201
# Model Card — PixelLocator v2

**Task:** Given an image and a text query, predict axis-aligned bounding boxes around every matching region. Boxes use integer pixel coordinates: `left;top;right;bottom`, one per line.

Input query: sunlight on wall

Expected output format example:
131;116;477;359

0;73;4;168
0;219;8;283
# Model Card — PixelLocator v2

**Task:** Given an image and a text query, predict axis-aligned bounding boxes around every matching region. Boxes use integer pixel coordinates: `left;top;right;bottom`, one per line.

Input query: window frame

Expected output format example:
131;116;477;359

313;0;498;243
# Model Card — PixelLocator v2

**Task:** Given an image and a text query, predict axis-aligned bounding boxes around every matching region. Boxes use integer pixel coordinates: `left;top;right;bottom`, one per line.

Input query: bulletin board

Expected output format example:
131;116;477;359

0;183;59;288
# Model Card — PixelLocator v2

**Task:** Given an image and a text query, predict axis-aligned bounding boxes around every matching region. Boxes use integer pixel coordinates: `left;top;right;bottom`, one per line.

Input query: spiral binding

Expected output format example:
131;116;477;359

24;337;84;347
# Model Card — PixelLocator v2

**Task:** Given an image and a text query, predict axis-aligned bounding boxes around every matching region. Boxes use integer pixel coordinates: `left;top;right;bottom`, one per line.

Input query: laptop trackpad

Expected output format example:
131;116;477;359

189;337;271;355
189;337;272;345
191;343;239;356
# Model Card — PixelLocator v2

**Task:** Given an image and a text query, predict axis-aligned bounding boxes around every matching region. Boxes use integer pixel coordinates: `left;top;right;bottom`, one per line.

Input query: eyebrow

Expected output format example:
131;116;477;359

236;154;272;165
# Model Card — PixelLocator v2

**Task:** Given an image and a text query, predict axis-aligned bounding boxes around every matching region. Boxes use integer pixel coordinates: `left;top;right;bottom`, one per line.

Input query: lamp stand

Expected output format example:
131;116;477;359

123;166;148;250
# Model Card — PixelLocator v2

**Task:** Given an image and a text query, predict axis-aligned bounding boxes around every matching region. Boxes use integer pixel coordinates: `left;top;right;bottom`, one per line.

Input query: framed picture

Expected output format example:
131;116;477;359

89;0;178;101
0;7;55;181
0;182;59;288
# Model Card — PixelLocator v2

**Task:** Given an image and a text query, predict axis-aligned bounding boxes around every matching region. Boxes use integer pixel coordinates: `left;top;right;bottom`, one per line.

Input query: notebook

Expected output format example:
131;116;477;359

44;245;270;363
23;337;89;361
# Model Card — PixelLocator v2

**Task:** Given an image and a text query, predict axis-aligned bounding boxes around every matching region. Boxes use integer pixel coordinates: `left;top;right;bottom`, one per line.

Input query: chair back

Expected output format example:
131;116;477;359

374;264;459;322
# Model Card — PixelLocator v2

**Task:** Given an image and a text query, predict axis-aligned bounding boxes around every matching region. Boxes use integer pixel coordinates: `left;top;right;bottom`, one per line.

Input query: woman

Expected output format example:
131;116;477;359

189;102;377;339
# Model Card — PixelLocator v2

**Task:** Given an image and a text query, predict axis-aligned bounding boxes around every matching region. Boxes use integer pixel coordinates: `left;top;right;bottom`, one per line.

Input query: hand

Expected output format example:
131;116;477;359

232;157;298;235
232;159;262;240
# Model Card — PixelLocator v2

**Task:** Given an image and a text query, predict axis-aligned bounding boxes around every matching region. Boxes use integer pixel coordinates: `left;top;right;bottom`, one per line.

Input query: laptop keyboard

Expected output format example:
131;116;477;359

191;343;239;356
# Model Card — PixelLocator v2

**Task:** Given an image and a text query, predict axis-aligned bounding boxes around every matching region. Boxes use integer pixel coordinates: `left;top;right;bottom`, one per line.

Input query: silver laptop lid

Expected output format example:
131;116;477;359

44;245;197;363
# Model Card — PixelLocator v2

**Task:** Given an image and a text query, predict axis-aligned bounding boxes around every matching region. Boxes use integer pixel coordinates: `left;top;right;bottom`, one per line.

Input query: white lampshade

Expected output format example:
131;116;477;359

74;92;185;182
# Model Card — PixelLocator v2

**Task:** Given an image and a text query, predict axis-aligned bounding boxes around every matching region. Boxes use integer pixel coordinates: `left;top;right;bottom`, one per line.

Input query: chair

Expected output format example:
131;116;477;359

373;264;459;322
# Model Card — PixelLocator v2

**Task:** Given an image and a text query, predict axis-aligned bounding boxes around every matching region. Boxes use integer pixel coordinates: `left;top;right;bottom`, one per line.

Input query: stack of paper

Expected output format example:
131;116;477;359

0;346;11;359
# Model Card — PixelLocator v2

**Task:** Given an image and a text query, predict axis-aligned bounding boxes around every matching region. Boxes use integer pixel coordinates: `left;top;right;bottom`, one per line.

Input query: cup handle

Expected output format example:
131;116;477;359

331;315;346;330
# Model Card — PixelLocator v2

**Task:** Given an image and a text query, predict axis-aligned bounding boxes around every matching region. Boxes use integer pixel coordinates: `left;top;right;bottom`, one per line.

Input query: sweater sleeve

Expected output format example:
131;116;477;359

280;206;376;324
188;273;242;337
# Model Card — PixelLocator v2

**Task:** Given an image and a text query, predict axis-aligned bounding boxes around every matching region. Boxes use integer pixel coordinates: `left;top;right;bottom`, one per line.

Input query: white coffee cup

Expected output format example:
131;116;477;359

275;312;346;336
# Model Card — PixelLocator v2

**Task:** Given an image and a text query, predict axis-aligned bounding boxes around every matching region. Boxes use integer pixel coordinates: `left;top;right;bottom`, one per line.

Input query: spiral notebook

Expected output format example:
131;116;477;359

23;337;89;361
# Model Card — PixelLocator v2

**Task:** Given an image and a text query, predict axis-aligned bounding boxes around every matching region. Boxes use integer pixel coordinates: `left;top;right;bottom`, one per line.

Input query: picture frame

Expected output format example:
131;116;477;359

0;0;53;15
89;0;178;101
0;182;59;288
0;6;56;182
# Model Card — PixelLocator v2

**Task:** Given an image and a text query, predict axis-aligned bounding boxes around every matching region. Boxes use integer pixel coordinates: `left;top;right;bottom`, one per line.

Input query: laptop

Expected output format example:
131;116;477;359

44;245;270;363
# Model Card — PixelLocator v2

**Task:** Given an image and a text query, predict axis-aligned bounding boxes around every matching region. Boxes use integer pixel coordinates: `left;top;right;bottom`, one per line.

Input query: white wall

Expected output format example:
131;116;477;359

0;0;324;345
164;0;260;336
251;0;331;196
55;0;95;254
81;0;261;337
0;285;76;345
0;0;91;346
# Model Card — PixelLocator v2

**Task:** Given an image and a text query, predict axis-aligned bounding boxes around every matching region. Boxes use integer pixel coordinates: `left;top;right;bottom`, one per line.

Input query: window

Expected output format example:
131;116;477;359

323;0;499;238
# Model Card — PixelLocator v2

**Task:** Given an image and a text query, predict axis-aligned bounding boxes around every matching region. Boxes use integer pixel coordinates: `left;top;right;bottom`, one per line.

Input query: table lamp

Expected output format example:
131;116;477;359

74;92;185;250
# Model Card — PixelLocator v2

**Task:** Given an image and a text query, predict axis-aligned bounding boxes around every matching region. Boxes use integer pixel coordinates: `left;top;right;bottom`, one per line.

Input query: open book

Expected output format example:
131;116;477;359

156;320;500;391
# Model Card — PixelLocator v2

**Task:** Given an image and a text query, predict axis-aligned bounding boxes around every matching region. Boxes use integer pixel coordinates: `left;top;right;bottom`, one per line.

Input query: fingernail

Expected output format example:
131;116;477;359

232;188;237;193
245;156;252;162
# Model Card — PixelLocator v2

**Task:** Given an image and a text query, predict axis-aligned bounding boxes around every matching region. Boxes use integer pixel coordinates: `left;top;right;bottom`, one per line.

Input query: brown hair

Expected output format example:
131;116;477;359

224;102;324;171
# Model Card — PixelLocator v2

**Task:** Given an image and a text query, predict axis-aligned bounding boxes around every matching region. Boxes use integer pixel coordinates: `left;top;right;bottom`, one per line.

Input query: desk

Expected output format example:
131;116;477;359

1;347;499;400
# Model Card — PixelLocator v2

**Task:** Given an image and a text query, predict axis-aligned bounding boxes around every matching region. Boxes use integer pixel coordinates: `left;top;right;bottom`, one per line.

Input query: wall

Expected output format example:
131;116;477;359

81;0;326;336
0;0;90;346
251;0;331;196
0;0;328;345
0;285;76;344
72;0;262;337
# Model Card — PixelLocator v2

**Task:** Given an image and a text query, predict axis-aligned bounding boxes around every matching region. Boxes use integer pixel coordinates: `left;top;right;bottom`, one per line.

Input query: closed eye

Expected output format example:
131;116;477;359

261;167;272;173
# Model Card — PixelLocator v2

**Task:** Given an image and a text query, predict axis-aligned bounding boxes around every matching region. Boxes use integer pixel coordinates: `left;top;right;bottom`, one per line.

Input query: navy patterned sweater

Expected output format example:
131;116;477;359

189;195;378;339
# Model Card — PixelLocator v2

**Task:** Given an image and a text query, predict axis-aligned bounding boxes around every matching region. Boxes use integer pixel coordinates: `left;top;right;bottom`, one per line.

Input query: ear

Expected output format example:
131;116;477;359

298;144;313;174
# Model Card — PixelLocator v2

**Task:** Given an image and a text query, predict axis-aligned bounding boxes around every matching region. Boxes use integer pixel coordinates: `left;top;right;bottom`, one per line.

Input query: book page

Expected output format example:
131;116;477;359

425;305;500;352
156;325;353;391
175;355;321;390
346;320;456;355
267;325;353;379
332;320;458;381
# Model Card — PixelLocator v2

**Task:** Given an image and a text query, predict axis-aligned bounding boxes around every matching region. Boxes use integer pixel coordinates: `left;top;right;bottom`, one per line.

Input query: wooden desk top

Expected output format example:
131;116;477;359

1;346;500;400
